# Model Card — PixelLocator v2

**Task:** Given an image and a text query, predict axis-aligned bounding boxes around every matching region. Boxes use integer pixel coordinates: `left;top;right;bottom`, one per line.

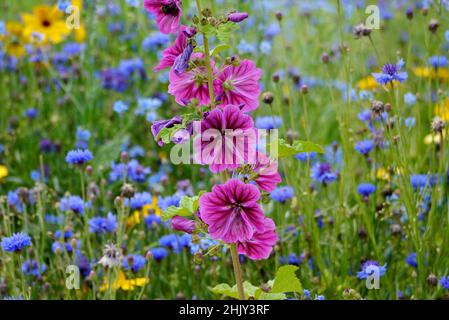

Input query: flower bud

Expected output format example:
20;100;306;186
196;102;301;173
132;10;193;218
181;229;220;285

227;11;249;23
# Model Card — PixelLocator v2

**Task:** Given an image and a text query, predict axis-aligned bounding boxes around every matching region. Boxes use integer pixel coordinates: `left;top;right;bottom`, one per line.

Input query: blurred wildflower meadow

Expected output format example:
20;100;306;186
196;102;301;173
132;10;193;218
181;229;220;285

1;0;449;300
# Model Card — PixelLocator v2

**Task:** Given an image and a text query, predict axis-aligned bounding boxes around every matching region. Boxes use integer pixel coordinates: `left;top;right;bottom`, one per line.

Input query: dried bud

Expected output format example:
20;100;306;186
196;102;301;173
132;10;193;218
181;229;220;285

120;151;129;163
262;92;274;105
371;100;385;115
300;84;308;94
272;73;280;83
431;116;445;134
121;183;135;198
405;7;413;20
275;11;283;21
353;23;371;39
428;19;439;33
85;165;93;175
427;273;438;287
321;52;330;64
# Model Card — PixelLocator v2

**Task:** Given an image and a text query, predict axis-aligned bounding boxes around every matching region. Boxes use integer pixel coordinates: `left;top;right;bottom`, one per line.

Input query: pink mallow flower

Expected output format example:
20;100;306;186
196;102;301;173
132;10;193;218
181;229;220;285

154;25;189;71
168;55;216;106
171;216;195;234
214;59;262;112
194;104;257;173
237;218;278;260
144;0;183;34
253;153;282;192
199;179;265;243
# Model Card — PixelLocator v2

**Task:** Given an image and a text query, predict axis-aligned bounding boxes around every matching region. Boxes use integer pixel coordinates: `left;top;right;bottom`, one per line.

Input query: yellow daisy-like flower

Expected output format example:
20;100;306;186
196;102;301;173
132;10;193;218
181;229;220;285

74;24;86;43
357;76;378;90
127;196;161;228
376;167;390;181
4;22;27;58
0;165;8;182
413;67;449;81
100;271;149;292
435;98;449;121
22;5;71;45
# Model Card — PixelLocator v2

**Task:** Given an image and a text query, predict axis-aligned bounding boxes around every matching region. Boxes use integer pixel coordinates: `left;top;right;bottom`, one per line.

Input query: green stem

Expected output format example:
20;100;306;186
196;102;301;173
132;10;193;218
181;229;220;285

230;244;245;300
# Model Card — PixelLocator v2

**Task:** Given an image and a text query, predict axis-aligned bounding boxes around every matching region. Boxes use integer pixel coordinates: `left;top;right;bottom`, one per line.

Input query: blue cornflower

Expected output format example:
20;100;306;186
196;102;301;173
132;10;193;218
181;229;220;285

125;0;140;8
128;145;145;158
440;276;449;290
406;253;417;268
0;21;5;36
60;195;89;216
57;0;71;11
354;139;375;155
404;92;416;106
428;56;448;69
125;192;153;210
123;254;146;272
303;289;311;299
76;127;91;142
158;195;181;211
54;230;73;240
109;160;151;183
315;295;325;300
65;149;93;165
189;238;219;255
358;109;371;122
88;212;117;235
150;247;168;261
145;214;162;228
62;42;85;57
24;108;38;119
113;100;128;114
142;33;170;51
1;232;32;252
7;189;23;213
311;163;338;184
404;117;416;128
255;116;282;129
136;97;162;115
372;59;407;85
270;186;295;203
22;260;46;277
159;234;189;253
410;174;439;192
357;183;376;198
357;260;387;279
295;152;317;162
446;30;449;43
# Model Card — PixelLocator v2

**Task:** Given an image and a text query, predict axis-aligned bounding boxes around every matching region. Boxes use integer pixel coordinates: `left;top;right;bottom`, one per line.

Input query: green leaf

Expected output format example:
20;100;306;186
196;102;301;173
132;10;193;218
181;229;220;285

216;22;239;43
210;281;258;300
274;139;324;158
197;24;216;37
271;265;302;294
161;195;200;221
210;44;230;57
258;292;286;300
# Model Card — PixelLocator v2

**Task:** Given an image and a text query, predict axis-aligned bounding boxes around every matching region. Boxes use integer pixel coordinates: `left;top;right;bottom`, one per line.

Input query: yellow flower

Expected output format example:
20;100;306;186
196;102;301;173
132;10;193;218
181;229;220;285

435;98;449;121
4;22;27;58
413;67;449;81
74;24;86;43
22;6;71;44
127;196;161;228
357;76;378;90
100;271;149;292
376;168;390;181
0;165;8;182
424;130;447;144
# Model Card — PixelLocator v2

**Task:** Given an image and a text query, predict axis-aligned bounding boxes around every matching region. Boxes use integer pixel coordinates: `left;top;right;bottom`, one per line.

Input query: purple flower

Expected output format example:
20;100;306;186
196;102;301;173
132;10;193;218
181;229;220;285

171;216;195;234
311;163;338;184
357;260;387;279
354;139;375;155
357;183;376;198
228;12;249;23
151;115;183;146
173;42;193;75
88;212;118;235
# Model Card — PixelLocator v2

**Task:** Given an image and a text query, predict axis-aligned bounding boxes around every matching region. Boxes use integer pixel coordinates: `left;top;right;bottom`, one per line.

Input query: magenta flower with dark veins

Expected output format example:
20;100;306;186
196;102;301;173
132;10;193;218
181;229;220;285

199;179;265;243
237;218;278;260
154;25;189;71
144;0;183;34
214;59;262;112
194;104;257;173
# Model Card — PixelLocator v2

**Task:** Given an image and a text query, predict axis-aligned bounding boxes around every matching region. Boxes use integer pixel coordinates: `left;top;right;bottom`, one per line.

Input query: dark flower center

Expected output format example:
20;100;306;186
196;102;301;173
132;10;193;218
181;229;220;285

382;63;397;75
42;20;51;27
161;2;179;16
